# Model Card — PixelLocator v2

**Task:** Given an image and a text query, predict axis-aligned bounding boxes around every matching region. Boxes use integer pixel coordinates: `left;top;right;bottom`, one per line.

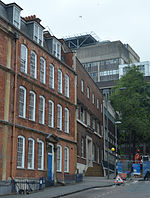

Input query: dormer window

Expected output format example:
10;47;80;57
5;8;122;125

33;23;43;46
6;3;22;29
13;6;21;28
52;39;61;60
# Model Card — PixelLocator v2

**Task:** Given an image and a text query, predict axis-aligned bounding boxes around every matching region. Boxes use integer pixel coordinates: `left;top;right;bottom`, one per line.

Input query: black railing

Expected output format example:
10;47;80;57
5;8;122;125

13;174;83;194
103;160;115;171
13;178;54;194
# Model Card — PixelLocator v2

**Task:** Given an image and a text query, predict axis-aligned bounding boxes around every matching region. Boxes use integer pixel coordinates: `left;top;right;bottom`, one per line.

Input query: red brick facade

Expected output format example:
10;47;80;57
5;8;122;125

0;1;106;184
0;10;76;182
76;59;104;173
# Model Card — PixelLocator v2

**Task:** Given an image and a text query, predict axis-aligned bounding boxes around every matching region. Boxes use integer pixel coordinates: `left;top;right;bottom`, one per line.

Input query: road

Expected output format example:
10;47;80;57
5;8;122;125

61;181;150;198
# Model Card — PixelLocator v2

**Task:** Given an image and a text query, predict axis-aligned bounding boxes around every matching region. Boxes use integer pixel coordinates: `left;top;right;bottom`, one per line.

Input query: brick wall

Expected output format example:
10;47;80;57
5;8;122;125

76;58;104;169
0;19;77;181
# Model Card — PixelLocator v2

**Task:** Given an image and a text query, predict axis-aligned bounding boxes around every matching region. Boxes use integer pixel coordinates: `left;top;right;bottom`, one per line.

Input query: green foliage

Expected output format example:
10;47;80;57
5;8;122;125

110;65;150;142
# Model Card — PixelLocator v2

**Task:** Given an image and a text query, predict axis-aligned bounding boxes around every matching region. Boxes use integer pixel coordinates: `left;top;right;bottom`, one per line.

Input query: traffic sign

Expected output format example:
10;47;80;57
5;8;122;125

115;175;124;184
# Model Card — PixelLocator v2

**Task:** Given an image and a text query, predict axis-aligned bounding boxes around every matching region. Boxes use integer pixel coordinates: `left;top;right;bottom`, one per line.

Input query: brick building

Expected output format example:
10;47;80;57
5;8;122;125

0;1;77;185
76;59;104;175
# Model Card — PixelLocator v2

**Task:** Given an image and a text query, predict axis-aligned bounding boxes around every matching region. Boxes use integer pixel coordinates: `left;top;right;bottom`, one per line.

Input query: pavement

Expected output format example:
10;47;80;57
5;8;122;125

2;174;142;198
2;176;115;198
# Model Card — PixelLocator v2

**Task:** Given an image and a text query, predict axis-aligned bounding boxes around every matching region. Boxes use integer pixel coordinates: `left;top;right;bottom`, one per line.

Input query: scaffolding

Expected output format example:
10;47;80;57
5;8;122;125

64;32;100;49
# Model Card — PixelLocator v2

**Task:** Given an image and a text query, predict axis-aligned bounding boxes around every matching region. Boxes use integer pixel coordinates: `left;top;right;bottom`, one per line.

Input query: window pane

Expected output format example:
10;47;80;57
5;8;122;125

39;96;45;124
34;23;38;42
29;92;35;121
81;80;84;92
81;138;84;157
38;141;44;170
39;28;43;46
20;45;27;73
13;7;20;28
40;58;46;84
48;100;54;127
28;139;34;169
49;64;54;89
30;51;37;78
17;136;24;168
57;146;62;171
64;147;69;172
65;108;69;133
57;105;62;130
58;70;62;93
19;87;26;118
65;74;69;97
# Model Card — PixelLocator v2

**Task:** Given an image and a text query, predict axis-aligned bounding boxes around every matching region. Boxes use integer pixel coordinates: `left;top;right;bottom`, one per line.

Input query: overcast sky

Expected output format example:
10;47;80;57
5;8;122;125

5;0;150;61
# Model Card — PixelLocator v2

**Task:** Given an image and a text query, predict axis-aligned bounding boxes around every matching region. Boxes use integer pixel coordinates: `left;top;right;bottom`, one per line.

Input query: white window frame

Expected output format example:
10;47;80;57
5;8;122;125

40;57;46;84
52;39;61;60
20;44;28;74
93;119;96;131
87;87;90;99
29;91;36;121
38;140;44;170
30;50;37;79
13;6;21;29
17;136;25;168
57;145;62;172
65;108;69;133
81;138;84;158
39;96;45;124
33;22;43;46
80;107;85;123
65;74;69;98
92;143;95;161
87;113;91;126
48;100;54;128
57;104;62;130
64;147;69;173
28;138;35;169
19;86;26;118
97;99;99;109
49;64;54;89
58;69;62;94
92;93;95;104
81;80;84;92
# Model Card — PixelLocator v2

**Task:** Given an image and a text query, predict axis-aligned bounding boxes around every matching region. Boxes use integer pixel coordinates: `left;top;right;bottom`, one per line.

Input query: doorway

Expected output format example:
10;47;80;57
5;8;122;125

47;143;54;180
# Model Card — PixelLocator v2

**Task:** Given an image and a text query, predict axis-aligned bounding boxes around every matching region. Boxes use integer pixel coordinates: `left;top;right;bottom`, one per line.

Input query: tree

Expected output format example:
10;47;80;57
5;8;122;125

110;65;150;158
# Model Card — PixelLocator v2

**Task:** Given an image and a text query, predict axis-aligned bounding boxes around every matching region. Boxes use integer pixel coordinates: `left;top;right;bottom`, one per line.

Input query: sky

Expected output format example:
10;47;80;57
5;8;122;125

5;0;150;61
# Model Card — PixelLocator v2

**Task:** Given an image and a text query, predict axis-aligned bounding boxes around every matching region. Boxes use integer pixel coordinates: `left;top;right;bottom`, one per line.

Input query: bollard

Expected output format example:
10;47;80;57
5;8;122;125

39;178;43;190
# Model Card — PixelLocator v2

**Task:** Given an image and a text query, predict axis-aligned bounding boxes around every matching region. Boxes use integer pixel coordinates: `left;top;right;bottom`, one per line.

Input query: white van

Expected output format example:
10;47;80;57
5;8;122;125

141;156;150;162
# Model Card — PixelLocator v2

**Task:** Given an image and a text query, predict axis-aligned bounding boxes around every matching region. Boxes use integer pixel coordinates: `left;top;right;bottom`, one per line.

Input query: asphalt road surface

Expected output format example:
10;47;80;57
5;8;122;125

61;181;150;198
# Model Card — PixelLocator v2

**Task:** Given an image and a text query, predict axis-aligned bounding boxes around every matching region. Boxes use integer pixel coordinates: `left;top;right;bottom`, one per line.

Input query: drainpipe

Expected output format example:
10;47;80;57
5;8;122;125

11;32;19;179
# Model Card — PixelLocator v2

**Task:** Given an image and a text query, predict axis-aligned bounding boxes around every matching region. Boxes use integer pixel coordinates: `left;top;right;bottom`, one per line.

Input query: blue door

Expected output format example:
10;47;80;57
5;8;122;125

48;154;53;180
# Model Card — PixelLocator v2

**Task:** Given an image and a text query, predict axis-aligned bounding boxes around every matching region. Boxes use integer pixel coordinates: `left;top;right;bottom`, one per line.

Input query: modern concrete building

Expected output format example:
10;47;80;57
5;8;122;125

119;61;150;79
65;34;140;90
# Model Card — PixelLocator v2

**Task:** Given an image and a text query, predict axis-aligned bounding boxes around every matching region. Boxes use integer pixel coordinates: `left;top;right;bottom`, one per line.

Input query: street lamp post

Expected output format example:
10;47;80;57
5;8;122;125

115;121;121;177
103;89;109;179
